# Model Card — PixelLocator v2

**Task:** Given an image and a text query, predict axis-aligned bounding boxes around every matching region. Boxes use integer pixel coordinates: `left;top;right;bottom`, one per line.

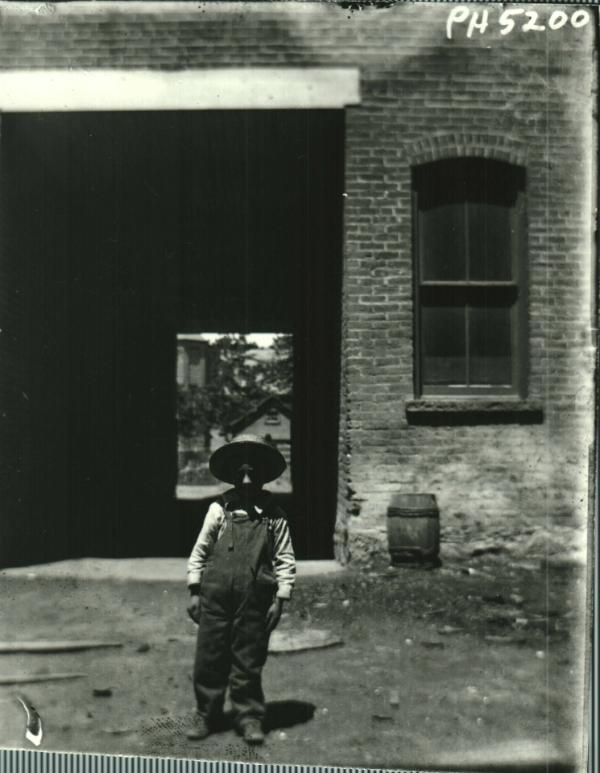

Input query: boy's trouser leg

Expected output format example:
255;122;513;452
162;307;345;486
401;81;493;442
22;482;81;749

193;602;231;726
229;594;270;727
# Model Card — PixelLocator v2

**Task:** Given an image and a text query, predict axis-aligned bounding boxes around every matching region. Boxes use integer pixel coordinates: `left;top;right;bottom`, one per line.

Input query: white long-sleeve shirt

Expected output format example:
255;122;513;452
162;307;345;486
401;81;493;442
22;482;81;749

187;498;296;600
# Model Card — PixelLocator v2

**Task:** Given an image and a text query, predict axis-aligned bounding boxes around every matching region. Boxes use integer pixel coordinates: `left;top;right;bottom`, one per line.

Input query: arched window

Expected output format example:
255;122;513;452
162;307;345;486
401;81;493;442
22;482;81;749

413;158;527;396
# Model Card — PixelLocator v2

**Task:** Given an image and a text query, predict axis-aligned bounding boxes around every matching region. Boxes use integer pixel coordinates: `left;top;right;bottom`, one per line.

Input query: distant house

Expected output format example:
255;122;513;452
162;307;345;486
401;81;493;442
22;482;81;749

176;336;211;390
224;395;292;464
199;396;292;492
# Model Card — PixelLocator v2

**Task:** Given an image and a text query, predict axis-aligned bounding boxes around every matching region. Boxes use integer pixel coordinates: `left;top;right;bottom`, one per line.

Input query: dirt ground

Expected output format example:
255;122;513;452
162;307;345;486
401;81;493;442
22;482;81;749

0;556;589;771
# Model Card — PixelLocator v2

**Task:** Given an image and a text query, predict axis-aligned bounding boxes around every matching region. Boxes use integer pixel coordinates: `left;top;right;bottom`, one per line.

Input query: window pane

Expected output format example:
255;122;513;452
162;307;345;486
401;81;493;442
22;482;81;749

420;205;466;280
415;158;524;283
468;202;513;280
422;306;466;384
469;305;512;385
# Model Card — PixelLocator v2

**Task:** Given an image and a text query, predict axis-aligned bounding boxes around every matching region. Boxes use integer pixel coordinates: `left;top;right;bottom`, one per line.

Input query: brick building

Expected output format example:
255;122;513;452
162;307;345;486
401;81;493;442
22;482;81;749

0;2;595;566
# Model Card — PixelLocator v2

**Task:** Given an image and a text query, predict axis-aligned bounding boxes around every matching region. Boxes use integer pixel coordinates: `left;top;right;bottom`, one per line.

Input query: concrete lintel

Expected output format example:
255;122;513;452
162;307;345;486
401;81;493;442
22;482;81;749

0;68;361;112
1;557;346;583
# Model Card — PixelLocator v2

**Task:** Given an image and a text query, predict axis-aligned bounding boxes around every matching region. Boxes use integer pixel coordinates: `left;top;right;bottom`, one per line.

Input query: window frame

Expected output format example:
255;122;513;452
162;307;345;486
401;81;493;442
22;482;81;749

412;158;528;399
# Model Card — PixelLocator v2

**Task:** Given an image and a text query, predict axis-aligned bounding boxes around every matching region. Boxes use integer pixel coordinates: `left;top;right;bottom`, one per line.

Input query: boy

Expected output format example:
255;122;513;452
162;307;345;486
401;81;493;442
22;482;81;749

186;434;296;745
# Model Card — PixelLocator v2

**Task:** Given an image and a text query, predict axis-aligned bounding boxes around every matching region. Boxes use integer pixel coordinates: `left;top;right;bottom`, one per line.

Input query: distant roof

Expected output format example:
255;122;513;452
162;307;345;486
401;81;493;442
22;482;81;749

244;348;276;364
227;395;292;435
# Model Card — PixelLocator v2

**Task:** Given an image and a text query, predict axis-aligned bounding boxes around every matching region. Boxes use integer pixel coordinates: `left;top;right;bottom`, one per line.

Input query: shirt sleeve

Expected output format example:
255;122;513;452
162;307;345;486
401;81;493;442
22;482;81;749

271;513;296;600
187;502;223;588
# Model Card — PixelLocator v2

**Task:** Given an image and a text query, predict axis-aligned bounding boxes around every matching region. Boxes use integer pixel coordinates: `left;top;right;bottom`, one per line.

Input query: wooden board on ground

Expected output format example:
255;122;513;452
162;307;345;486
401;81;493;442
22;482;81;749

269;628;343;654
0;640;122;654
0;673;86;685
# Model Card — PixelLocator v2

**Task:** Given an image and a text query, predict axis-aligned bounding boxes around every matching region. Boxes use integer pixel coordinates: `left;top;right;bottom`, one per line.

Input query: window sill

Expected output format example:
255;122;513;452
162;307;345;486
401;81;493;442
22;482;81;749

405;399;544;425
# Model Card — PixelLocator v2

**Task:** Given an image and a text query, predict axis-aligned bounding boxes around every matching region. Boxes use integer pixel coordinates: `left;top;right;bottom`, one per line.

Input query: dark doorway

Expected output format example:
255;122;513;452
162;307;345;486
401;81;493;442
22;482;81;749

0;110;343;566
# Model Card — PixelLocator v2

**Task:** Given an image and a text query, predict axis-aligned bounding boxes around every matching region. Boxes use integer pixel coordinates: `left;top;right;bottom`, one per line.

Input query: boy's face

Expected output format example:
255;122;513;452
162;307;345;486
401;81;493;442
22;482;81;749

232;463;264;491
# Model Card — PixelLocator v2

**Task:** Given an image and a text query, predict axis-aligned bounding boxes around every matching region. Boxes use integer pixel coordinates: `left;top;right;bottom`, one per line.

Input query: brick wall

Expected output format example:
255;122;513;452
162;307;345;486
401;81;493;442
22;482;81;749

336;6;595;563
0;2;595;563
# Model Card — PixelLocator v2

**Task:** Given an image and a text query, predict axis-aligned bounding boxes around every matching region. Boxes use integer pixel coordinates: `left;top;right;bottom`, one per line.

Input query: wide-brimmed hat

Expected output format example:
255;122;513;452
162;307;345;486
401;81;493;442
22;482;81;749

209;434;287;484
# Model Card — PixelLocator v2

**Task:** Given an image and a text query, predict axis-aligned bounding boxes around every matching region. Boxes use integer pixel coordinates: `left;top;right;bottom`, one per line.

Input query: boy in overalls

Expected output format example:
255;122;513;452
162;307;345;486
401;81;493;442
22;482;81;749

186;434;295;745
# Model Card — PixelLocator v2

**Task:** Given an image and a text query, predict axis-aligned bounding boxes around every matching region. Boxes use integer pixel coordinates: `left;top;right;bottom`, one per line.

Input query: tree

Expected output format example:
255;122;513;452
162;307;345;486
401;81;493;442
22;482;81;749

176;333;293;446
262;333;293;395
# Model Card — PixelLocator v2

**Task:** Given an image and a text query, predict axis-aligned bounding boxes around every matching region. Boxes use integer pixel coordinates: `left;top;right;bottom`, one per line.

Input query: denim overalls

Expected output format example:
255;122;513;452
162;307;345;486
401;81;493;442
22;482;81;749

192;499;277;728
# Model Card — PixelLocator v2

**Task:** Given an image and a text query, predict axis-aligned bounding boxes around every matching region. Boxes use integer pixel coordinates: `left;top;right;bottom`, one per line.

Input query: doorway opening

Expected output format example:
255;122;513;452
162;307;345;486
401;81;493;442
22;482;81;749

0;110;344;566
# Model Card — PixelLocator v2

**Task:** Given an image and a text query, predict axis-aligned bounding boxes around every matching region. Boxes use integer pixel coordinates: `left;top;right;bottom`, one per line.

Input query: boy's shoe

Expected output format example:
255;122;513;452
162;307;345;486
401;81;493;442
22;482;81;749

186;714;210;741
240;719;265;745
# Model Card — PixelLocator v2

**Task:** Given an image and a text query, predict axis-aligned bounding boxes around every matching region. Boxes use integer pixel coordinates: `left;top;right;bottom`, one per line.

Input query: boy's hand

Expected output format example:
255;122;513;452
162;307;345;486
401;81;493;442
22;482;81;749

187;595;200;624
266;597;284;633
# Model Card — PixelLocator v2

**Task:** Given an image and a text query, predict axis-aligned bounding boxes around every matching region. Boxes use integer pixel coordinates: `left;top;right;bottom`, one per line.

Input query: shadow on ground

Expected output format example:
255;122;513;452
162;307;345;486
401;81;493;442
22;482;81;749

265;700;316;731
208;700;316;735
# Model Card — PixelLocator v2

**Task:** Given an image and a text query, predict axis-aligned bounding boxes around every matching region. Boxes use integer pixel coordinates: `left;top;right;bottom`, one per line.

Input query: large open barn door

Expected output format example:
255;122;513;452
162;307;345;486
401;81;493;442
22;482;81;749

0;110;343;566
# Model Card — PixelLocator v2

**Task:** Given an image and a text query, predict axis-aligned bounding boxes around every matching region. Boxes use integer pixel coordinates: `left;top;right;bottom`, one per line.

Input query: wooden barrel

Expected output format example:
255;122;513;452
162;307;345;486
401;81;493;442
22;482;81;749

386;493;440;566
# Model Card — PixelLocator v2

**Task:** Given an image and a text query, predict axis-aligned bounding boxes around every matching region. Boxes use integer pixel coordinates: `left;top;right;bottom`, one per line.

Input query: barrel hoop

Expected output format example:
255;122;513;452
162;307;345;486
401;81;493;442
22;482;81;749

387;508;439;518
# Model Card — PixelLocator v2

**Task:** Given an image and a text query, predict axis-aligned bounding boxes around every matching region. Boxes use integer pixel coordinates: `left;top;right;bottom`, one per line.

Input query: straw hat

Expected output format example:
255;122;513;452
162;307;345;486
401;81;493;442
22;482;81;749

209;434;287;485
